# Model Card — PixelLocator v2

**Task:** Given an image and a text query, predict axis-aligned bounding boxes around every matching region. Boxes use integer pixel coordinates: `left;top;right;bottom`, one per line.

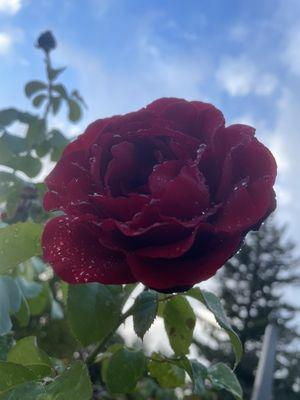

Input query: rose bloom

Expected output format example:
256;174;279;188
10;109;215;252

42;98;276;292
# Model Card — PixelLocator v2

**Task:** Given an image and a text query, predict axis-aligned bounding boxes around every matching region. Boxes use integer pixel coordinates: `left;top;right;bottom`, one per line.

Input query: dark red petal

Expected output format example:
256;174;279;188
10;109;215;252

45;151;88;192
42;216;136;284
43;191;64;212
104;141;137;195
232;138;277;184
213;124;255;160
191;101;225;141
127;233;241;290
146;97;184;114
90;193;150;222
216;176;275;233
158;165;210;219
63;117;117;156
149;160;183;197
133;225;203;259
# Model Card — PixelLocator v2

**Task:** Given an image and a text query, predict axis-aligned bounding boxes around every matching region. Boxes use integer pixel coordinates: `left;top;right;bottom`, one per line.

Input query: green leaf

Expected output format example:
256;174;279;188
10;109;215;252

51;96;62;114
0;133;28;154
49;129;68;148
45;361;92;400
68;99;81;122
0;137;42;177
0;109;19;128
0;109;34;129
0;277;22;335
32;94;47;108
0;382;45;400
189;360;208;395
0;172;23;202
106;348;146;393
0;362;92;400
133;290;158;339
186;288;243;367
148;353;185;388
35;140;51;157
25;118;46;147
14;297;30;327
208;363;243;400
7;336;52;379
101;343;124;383
52;84;68;98
47;66;66;81
163;295;196;355
0;335;13;361
27;283;50;316
24;81;47;98
0;223;43;273
0;361;36;393
67;283;123;346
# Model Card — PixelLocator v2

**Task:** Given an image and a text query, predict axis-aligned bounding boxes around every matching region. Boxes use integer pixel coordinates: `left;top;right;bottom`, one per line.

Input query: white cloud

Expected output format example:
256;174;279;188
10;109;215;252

283;26;300;76
216;56;278;97
0;0;22;14
0;32;12;54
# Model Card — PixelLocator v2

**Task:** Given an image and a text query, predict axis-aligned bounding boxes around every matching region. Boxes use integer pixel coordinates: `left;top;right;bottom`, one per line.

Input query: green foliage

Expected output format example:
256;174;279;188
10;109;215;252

163;295;196;355
148;353;185;388
0;361;36;393
24;81;47;98
186;287;243;367
105;348;147;393
0;223;43;273
67;283;123;346
0;277;22;335
0;362;92;400
7;336;52;379
208;363;243;400
133;290;158;339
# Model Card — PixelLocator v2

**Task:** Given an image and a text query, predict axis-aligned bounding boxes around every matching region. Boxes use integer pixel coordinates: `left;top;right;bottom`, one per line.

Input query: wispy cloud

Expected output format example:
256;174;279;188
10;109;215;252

0;0;22;14
0;32;12;54
216;55;278;97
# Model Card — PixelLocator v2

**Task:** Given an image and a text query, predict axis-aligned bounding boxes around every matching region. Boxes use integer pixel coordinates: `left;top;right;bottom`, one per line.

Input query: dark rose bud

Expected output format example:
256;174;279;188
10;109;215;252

36;31;56;53
42;98;277;292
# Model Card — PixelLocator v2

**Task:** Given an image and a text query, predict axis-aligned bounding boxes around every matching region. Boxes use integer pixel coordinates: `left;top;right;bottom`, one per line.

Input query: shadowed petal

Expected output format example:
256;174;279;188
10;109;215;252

42;215;136;284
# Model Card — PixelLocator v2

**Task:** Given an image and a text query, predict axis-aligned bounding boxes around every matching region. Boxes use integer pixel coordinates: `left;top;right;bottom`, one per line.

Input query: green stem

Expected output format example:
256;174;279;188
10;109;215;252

86;304;135;366
43;52;52;122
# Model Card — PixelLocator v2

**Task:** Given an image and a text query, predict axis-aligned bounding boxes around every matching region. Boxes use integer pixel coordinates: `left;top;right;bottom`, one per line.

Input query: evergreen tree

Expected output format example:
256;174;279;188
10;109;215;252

195;219;300;399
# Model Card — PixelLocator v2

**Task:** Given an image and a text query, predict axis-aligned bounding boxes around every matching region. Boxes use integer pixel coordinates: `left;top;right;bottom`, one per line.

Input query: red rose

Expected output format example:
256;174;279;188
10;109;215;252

42;98;276;292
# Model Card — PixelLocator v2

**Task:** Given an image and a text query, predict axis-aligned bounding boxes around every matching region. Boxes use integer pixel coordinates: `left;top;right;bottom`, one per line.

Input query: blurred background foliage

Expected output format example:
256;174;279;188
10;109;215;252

0;32;299;400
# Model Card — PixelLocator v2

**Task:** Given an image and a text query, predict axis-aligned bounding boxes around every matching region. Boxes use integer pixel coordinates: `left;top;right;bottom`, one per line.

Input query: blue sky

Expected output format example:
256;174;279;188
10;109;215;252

1;0;300;247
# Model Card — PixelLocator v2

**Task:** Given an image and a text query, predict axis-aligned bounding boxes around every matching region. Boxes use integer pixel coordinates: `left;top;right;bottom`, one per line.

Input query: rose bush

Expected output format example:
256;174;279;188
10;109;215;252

42;98;276;292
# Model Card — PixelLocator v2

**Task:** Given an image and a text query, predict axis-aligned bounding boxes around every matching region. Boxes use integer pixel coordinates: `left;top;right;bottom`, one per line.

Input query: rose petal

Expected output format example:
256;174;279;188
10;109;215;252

104;141;138;196
63;117;116;156
213;124;255;160
216;176;275;233
45;151;88;192
149;160;183;197
90;193;150;221
232;138;277;185
146;97;184;114
42;215;135;284
127;232;241;290
191;101;225;142
158;165;210;219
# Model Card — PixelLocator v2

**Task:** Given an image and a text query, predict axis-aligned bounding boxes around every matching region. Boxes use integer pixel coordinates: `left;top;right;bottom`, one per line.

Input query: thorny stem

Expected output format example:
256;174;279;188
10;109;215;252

86;303;135;366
